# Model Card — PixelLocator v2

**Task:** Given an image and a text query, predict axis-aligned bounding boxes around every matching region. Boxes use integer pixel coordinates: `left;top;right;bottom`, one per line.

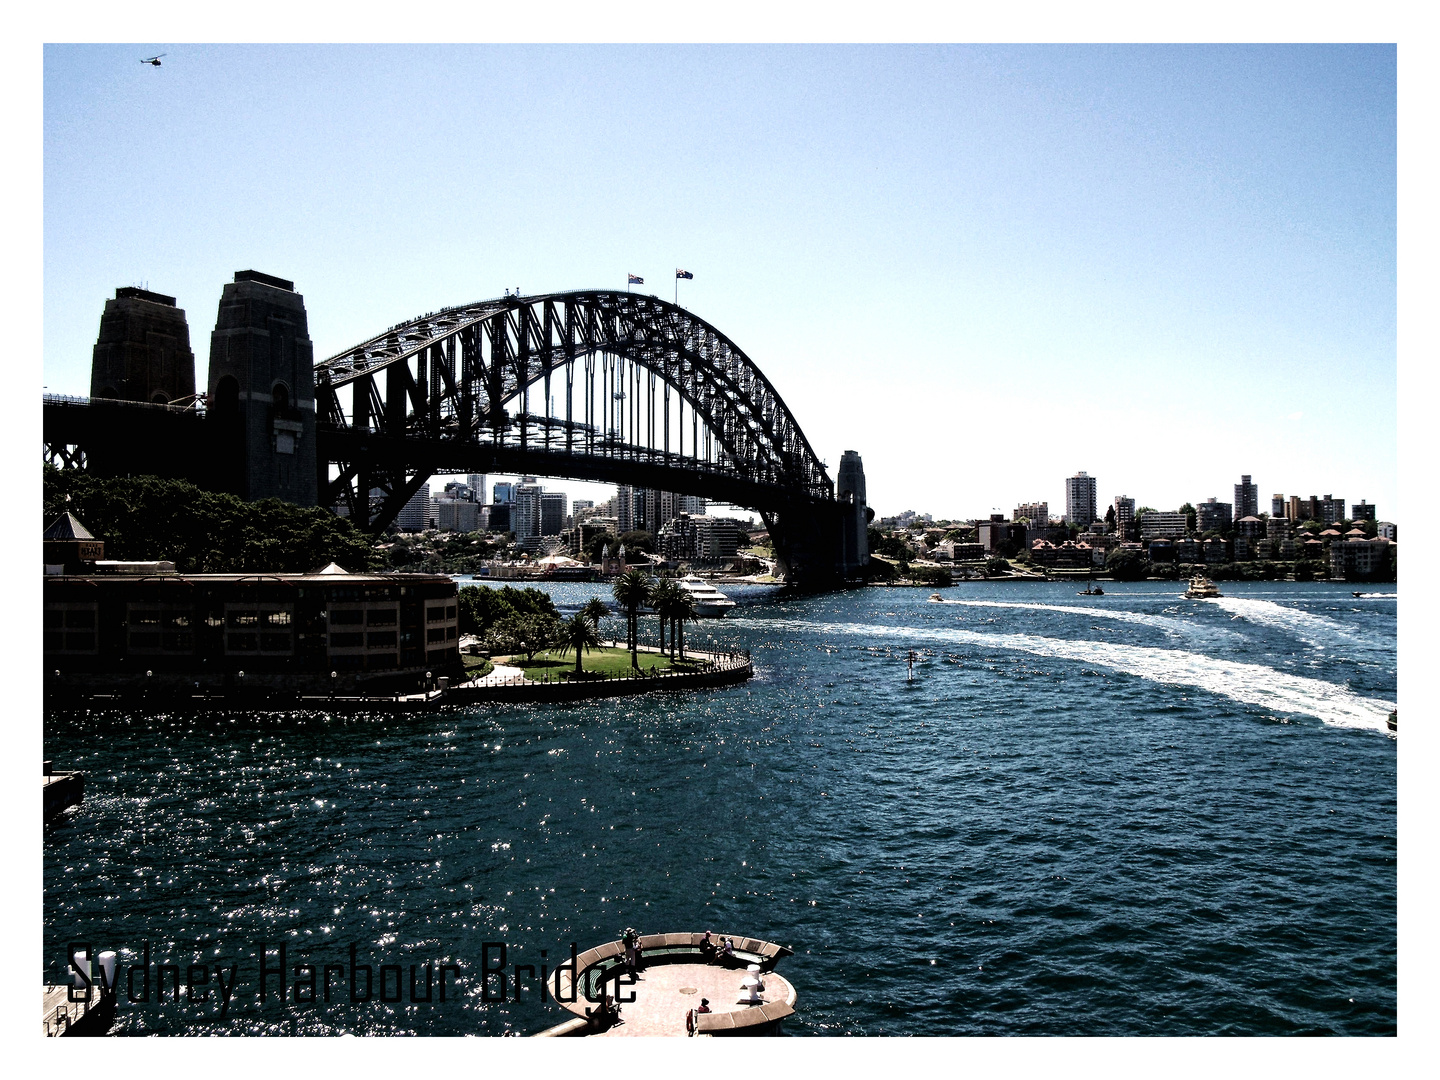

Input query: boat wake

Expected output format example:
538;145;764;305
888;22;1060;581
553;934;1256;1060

1207;597;1360;650
924;597;1235;643
766;619;1393;732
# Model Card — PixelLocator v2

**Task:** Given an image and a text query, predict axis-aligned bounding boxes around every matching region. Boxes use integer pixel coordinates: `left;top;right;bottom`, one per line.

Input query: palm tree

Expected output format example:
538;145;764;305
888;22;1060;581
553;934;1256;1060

671;589;698;661
556;611;601;677
611;569;651;668
581;597;610;638
649;577;680;657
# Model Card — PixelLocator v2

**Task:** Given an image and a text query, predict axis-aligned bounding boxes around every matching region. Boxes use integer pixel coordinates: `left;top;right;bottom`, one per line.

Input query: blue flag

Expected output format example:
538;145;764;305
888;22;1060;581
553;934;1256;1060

628;273;644;285
675;269;693;280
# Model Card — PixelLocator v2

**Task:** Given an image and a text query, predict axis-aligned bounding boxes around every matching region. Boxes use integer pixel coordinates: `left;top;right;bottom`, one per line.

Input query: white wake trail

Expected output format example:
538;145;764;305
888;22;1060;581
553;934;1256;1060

767;618;1393;732
930;597;1229;641
1207;596;1359;650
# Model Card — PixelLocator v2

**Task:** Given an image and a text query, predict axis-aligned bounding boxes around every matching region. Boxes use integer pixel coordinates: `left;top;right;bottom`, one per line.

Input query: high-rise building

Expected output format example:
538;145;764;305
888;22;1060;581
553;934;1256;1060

1351;500;1376;523
466;474;488;500
540;492;567;535
616;485;636;534
1233;475;1259;520
512;479;542;541
493;482;515;505
1321;495;1346;524
396;487;434;532
1112;496;1135;533
1272;494;1286;518
1139;511;1187;540
1013;502;1048;525
1064;472;1097;526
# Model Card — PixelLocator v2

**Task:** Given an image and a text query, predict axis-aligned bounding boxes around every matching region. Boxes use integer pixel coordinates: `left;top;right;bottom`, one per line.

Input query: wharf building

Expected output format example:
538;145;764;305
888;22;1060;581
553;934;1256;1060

42;518;460;698
1064;471;1098;526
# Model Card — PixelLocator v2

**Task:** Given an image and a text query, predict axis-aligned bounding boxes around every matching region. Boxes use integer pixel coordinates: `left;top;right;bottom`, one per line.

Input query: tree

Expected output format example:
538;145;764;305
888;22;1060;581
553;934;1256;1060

984;556;1009;577
487;612;560;662
43;467;380;573
581;597;610;633
556;612;601;676
1179;502;1197;535
1106;547;1148;581
1104;505;1116;530
618;530;655;556
612;569;652;667
669;589;699;661
585;531;619;563
649;577;681;656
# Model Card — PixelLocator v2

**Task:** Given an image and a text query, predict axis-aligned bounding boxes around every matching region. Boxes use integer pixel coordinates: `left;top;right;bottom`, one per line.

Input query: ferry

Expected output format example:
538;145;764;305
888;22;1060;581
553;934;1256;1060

678;574;736;618
1184;574;1222;599
1078;584;1105;596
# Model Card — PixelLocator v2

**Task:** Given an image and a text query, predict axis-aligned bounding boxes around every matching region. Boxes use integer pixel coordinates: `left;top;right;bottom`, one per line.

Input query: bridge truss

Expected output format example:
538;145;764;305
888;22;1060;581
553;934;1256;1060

315;290;836;534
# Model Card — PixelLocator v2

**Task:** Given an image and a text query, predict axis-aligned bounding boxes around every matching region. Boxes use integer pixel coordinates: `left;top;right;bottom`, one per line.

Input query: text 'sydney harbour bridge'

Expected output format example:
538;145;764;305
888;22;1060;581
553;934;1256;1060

43;272;869;586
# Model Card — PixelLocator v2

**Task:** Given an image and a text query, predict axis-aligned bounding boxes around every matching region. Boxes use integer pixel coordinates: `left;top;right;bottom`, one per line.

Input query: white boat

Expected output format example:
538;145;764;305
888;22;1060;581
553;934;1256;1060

677;574;736;618
1184;574;1222;599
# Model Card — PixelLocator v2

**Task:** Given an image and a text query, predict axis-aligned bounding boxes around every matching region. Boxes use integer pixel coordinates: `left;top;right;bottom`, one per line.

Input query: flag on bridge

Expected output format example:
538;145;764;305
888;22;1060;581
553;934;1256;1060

675;269;693;279
628;273;644;285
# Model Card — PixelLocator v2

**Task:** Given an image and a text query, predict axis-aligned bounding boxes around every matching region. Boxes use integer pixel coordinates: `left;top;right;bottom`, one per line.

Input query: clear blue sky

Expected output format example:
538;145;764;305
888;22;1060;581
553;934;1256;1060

43;44;1397;521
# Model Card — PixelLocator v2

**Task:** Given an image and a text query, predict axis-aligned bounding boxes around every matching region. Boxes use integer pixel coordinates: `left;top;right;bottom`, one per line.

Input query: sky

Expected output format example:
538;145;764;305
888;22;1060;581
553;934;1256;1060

42;44;1397;522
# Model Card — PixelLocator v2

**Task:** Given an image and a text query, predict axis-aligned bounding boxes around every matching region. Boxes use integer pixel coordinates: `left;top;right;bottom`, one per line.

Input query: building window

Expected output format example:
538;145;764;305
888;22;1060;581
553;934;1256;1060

366;608;397;626
426;606;447;623
330;610;363;625
427;627;447;643
260;633;292;652
227;633;258;651
264;610;292;627
228;611;259;627
367;630;397;648
329;632;364;648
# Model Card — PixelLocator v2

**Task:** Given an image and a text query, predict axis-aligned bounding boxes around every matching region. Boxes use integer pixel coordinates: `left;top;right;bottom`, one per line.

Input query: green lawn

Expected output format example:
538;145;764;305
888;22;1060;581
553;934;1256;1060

503;645;711;681
461;654;494;677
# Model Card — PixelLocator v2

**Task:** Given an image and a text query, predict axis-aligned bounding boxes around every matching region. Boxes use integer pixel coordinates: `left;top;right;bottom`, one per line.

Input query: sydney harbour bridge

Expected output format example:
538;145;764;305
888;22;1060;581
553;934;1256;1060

44;272;869;586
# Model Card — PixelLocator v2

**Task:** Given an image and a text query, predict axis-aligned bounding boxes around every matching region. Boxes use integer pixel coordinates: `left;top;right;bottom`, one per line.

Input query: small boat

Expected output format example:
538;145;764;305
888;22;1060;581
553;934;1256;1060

1353;591;1364;598
1184;574;1222;599
1388;709;1397;732
1078;585;1104;596
929;593;944;602
677;574;736;618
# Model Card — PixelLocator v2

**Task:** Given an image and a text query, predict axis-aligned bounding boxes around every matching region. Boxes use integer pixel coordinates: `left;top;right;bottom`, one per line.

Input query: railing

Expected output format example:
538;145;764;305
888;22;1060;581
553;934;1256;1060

45;393;207;416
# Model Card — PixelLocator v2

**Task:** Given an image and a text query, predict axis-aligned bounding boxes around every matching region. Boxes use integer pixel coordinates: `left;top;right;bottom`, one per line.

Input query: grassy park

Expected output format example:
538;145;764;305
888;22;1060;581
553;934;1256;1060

492;645;712;682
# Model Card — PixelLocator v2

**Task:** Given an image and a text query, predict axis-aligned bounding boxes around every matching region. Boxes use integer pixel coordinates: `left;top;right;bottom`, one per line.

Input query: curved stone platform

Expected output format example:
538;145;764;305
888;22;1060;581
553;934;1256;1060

538;932;795;1037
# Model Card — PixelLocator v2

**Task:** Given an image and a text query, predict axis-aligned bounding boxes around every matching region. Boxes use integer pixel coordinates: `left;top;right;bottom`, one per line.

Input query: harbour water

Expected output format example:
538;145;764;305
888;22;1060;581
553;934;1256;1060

43;580;1395;1035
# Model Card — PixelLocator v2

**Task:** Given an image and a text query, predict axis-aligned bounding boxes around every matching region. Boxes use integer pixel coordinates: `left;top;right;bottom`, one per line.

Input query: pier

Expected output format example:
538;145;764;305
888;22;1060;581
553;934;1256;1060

43;762;83;820
536;933;795;1037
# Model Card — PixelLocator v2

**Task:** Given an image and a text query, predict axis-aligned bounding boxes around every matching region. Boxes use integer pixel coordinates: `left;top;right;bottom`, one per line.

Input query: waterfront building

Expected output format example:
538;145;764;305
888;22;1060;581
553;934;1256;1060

1139;511;1187;540
1065;471;1098;526
1234;475;1259;520
1148;539;1175;563
1330;537;1393;581
1203;537;1230;563
1233;536;1255;562
1196;498;1232;536
1235;515;1265;539
1112;496;1135;534
1352;500;1376;523
1013;501;1049;526
1175;537;1201;562
44;564;459;694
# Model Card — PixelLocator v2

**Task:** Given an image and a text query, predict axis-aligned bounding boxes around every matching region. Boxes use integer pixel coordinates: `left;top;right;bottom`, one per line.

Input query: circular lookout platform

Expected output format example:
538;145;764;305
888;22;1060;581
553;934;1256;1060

536;933;796;1038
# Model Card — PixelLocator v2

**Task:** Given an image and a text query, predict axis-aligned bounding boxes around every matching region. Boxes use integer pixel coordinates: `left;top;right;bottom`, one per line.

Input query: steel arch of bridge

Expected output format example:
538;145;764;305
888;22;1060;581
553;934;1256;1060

315;290;836;531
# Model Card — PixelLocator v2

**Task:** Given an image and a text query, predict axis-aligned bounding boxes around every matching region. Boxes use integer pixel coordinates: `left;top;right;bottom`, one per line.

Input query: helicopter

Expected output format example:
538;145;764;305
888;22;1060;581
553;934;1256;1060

140;54;166;67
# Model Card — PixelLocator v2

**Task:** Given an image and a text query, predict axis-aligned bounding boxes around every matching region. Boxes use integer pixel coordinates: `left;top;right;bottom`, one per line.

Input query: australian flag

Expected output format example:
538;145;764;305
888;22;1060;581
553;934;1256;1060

675;269;693;279
628;273;644;285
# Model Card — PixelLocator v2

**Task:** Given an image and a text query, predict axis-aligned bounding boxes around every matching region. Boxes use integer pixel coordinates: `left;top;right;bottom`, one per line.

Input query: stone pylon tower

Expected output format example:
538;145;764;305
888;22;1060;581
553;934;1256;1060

90;287;196;404
836;450;870;576
205;271;317;505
